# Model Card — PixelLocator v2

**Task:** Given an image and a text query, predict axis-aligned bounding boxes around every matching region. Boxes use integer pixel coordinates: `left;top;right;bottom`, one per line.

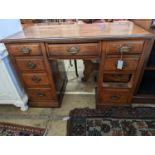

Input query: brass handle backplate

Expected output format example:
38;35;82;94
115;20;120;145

118;45;132;53
27;61;36;69
37;92;46;97
67;46;80;54
31;75;41;83
21;47;31;54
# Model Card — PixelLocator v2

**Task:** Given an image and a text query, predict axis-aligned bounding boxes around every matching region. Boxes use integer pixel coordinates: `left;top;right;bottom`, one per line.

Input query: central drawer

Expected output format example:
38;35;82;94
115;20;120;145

47;43;100;56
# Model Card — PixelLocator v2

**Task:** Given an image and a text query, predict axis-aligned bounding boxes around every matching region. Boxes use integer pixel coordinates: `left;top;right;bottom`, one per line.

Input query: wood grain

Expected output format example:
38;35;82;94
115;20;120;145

104;56;140;71
1;21;153;43
7;43;42;56
27;88;55;101
106;40;144;54
22;73;50;87
99;88;130;105
131;19;153;30
47;43;100;56
15;57;46;72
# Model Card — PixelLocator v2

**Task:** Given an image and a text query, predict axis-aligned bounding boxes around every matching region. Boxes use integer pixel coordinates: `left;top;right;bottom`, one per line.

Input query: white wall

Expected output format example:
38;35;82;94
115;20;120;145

0;19;22;51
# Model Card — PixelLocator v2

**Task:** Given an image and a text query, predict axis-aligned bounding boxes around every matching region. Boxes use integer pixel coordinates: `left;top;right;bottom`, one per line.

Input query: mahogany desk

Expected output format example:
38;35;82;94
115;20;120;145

1;22;154;108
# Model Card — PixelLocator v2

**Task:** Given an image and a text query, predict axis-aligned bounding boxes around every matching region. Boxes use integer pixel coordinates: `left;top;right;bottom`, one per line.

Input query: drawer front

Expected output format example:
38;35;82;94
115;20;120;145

29;101;58;107
100;88;130;104
27;88;55;101
15;58;46;72
47;43;100;56
8;43;42;56
106;40;144;54
104;57;139;71
22;73;50;87
103;73;131;83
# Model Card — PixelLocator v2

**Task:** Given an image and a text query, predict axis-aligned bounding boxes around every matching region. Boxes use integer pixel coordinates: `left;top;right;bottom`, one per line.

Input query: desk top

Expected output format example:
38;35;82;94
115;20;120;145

1;21;154;43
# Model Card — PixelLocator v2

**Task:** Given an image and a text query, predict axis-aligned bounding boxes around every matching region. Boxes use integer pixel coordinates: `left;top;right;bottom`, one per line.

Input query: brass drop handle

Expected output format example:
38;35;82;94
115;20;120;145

67;46;80;54
27;61;36;69
31;75;41;83
37;92;46;97
20;47;31;54
111;95;121;100
118;45;132;53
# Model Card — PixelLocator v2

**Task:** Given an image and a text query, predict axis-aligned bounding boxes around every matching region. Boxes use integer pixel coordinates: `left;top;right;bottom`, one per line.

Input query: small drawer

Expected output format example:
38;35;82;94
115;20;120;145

104;56;139;71
47;43;100;56
22;73;50;87
15;57;46;72
100;88;130;104
8;43;42;56
106;40;144;55
103;73;131;83
27;88;55;101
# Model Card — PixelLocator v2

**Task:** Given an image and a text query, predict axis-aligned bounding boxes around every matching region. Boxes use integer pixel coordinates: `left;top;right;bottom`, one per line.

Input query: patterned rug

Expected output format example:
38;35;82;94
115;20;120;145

0;122;46;136
67;107;155;136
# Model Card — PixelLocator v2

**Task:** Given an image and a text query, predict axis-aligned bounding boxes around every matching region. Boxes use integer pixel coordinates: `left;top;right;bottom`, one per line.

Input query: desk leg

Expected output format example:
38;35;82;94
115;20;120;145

82;60;98;82
74;60;79;77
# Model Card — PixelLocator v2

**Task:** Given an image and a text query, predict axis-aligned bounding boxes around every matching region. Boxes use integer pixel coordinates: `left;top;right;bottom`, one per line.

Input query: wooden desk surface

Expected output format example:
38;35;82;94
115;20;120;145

1;21;153;43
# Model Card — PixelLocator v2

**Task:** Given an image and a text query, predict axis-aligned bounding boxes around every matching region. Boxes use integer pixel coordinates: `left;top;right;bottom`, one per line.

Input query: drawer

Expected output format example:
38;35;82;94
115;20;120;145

27;88;55;101
103;73;131;83
104;56;139;71
22;73;50;87
8;43;42;56
100;88;130;104
15;57;46;72
47;43;100;56
106;40;144;54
